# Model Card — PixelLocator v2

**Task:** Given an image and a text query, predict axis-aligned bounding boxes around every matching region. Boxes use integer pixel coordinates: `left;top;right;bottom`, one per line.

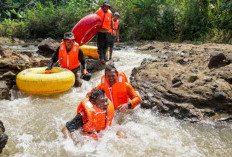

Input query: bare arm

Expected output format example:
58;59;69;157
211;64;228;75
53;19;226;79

61;113;84;139
61;126;73;139
126;82;141;109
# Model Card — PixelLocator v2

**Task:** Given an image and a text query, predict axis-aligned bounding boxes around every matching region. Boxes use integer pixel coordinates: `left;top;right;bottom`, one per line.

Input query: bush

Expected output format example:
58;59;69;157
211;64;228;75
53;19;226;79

0;19;28;38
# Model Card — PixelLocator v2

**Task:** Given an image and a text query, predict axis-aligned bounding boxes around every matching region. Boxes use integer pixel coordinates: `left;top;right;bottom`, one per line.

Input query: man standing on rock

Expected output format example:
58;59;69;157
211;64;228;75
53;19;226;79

87;65;141;112
108;12;120;60
46;32;90;87
96;1;113;64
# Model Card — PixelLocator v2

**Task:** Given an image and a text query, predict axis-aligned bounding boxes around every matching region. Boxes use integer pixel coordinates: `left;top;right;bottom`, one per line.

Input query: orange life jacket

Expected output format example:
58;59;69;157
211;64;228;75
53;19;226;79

112;19;119;35
100;71;129;109
76;98;114;140
58;41;80;70
97;8;112;31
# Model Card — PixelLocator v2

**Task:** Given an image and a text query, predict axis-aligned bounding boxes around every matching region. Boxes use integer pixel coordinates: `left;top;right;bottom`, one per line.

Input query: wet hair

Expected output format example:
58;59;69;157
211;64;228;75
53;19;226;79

105;65;117;75
89;89;105;103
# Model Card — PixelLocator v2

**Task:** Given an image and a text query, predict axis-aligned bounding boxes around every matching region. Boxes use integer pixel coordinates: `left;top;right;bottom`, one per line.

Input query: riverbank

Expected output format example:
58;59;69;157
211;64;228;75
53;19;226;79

131;41;232;123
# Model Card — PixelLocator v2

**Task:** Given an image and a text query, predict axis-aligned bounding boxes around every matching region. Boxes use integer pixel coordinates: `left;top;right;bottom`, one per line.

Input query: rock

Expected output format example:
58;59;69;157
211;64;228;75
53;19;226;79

208;51;227;69
172;77;181;84
204;77;213;82
172;81;183;88
188;75;198;83
141;58;158;65
0;46;4;56
0;81;10;100
112;57;120;62
131;57;232;122
226;55;232;64
37;38;60;57
0;120;8;154
1;71;16;80
213;90;227;101
20;51;33;57
37;38;43;42
86;59;106;73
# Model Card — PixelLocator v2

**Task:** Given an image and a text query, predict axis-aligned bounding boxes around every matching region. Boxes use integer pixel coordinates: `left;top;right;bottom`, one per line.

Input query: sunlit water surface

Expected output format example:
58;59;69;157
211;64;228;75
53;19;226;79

0;46;232;157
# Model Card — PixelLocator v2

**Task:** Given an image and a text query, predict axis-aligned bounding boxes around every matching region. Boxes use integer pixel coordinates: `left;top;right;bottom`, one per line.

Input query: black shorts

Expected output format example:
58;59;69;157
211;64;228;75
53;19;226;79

108;34;116;48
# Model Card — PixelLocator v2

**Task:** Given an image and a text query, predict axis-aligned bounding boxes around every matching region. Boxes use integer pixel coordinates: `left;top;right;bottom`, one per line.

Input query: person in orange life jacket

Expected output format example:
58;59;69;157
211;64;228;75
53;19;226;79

108;12;120;60
96;1;113;64
45;32;89;87
61;89;126;140
87;65;141;112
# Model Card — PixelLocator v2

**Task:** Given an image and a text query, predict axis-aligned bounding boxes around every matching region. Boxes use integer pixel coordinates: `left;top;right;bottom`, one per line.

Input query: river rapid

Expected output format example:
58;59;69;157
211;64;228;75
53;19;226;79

0;45;232;157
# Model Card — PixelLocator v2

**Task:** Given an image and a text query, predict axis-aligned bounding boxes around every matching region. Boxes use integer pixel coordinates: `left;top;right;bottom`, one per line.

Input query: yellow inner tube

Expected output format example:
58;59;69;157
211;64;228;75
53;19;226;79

80;45;99;58
16;67;75;95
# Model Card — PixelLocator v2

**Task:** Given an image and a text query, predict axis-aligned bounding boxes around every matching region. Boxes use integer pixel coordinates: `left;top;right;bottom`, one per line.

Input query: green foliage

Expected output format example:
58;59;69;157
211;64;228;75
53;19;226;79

0;0;231;43
0;19;28;38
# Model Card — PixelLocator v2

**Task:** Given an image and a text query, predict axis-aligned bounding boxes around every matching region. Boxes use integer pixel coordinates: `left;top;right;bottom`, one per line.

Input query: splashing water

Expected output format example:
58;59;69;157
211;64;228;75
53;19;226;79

0;46;232;157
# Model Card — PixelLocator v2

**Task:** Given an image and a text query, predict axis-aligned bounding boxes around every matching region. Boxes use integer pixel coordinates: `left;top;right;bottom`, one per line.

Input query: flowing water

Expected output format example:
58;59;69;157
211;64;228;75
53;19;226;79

0;45;232;157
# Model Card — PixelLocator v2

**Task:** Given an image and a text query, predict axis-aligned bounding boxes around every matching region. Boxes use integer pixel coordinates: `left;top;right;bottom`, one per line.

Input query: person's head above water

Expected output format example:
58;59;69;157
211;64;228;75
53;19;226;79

105;65;118;86
89;89;108;110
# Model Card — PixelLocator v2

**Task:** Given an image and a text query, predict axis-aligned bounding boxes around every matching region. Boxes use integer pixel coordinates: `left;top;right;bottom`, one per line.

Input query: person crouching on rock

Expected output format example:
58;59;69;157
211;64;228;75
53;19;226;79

46;32;90;87
61;89;126;141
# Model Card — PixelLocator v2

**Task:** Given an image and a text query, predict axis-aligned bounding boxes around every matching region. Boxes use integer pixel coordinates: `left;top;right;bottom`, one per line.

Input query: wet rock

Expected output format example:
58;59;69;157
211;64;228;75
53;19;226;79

37;38;59;57
208;51;227;69
112;57;120;62
0;120;8;154
141;58;158;65
113;45;125;50
0;81;10;100
86;59;106;73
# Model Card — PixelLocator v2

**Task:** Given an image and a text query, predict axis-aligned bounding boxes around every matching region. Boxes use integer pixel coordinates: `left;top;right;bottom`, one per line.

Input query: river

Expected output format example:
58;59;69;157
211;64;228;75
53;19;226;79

0;45;232;157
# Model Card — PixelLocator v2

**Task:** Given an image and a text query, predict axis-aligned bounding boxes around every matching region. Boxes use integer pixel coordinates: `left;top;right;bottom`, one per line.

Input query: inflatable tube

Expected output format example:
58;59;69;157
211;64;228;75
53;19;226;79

80;45;99;58
72;14;101;46
16;67;75;95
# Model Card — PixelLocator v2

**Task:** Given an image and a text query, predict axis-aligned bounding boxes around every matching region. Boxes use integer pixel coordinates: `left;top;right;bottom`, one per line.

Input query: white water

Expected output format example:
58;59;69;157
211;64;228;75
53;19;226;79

0;46;232;157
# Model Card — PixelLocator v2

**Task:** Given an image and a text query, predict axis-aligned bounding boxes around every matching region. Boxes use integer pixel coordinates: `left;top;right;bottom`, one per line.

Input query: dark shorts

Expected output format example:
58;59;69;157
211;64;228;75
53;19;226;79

109;34;116;48
71;67;82;87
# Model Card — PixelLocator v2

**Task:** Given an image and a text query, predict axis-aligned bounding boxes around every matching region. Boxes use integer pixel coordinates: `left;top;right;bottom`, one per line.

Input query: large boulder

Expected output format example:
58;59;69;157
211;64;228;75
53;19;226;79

0;120;8;154
37;38;60;57
132;42;232;122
